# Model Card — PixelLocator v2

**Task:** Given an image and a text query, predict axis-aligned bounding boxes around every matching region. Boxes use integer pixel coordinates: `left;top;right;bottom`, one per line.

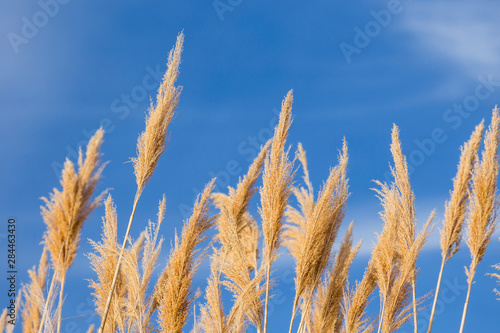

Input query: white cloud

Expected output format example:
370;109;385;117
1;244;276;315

402;0;500;78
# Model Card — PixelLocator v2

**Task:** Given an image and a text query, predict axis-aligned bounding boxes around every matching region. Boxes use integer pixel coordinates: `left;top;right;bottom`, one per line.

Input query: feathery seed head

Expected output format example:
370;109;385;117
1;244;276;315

42;128;106;277
466;106;500;282
156;179;216;333
133;32;184;191
260;90;295;265
441;121;484;262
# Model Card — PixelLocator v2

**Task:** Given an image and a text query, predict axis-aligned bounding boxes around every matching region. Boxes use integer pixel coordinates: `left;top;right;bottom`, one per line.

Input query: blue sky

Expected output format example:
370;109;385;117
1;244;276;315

1;0;500;332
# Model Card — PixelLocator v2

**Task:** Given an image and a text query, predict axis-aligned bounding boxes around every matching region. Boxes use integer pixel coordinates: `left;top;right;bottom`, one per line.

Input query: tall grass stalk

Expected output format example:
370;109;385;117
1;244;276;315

260;90;294;333
460;107;500;333
97;32;183;333
427;122;484;333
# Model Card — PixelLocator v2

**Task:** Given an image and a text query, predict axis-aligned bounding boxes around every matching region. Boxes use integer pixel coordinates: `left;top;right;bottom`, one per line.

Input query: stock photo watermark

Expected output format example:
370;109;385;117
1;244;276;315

178;107;280;218
61;296;96;333
339;0;408;64
400;277;467;333
7;0;72;54
382;74;500;183
5;218;17;326
51;64;164;177
213;0;244;22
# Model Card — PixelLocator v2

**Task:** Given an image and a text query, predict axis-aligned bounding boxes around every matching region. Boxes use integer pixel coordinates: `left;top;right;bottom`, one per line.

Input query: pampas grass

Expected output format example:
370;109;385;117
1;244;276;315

39;126;106;333
99;32;184;333
210;141;271;332
308;223;361;333
21;249;48;333
459;107;500;333
427;121;484;333
489;243;500;300
260;90;295;333
0;308;7;333
199;250;228;333
372;125;435;333
7;33;500;333
88;195;127;333
155;179;216;333
342;264;377;333
285;140;349;333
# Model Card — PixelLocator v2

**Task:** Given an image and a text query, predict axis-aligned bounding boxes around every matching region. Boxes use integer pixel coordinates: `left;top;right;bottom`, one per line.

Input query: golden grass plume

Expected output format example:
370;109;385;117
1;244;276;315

156;179;216;333
132;32;184;191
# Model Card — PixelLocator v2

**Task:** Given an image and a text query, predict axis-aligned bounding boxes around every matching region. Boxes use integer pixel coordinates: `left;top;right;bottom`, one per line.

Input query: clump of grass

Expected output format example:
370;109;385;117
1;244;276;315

10;32;500;333
125;196;165;333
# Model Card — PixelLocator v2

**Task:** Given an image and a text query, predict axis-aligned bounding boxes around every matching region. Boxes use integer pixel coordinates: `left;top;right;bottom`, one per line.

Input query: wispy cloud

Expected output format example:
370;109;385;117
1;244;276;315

402;0;500;78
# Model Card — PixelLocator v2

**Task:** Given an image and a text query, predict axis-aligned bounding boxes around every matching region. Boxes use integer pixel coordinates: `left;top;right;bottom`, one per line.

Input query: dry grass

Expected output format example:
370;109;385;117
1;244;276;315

259;90;295;333
155;179;216;333
88;195;127;333
464;107;500;284
209;141;271;332
284;140;349;333
0;308;7;333
308;223;361;333
427;121;484;333
39;126;106;333
21;249;48;333
199;249;228;333
132;32;184;192
372;125;435;333
6;34;500;333
341;264;377;333
41;128;106;277
389;125;423;333
90;194;165;333
98;32;184;333
440;122;485;262
460;107;500;333
489;243;500;300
